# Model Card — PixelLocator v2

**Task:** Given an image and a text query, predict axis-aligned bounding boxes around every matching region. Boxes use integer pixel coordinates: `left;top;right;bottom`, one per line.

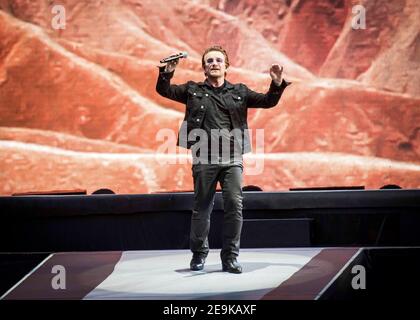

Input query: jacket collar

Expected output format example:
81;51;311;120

197;79;234;90
225;81;234;89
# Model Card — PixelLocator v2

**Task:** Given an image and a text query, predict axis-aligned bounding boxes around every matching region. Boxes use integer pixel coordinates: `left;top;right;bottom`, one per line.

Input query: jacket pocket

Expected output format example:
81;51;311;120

187;89;204;101
231;94;243;103
187;89;206;120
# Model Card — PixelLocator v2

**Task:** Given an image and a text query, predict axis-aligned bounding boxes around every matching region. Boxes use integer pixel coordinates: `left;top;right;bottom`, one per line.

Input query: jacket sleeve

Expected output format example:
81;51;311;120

155;66;189;104
246;79;291;109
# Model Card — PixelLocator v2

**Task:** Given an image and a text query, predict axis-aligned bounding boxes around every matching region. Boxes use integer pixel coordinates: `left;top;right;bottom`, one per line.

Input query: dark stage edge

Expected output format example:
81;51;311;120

1;189;419;252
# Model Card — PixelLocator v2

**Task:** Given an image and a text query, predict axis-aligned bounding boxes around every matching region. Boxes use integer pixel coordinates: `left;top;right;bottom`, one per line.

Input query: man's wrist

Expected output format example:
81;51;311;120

273;78;283;86
158;65;175;81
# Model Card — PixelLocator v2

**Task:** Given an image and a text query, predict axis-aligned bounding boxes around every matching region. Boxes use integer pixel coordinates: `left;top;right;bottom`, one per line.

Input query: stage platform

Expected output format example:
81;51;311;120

1;247;419;300
1;189;419;300
0;247;366;300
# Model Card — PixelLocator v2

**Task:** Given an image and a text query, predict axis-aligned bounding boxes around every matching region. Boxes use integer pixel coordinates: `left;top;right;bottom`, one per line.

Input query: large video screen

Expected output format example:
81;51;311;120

0;0;419;194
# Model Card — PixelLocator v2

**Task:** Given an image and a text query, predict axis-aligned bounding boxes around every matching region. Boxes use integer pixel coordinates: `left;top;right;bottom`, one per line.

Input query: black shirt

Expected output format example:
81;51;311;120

197;81;241;164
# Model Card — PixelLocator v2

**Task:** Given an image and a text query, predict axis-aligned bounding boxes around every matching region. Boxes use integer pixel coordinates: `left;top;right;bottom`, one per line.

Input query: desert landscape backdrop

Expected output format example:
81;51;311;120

0;0;419;194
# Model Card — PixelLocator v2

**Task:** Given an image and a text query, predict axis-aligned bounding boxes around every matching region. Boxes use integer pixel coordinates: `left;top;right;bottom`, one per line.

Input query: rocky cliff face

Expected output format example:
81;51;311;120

0;0;419;194
206;0;420;97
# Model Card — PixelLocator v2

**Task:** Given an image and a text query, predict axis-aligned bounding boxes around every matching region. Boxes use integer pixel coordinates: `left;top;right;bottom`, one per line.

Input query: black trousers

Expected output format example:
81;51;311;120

190;162;243;261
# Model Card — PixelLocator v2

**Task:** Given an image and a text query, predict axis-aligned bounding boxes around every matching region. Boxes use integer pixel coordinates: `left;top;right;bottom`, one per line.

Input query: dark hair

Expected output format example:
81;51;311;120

201;45;230;69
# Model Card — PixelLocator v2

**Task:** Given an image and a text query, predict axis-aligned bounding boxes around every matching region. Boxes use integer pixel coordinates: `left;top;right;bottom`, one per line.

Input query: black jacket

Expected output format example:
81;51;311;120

156;66;290;153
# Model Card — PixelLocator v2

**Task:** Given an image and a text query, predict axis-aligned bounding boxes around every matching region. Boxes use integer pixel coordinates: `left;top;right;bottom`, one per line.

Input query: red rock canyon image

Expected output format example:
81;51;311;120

0;0;419;194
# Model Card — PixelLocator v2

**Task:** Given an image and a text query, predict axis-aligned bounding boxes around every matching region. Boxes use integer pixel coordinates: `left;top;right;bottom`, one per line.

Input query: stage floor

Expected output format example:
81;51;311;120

1;247;361;300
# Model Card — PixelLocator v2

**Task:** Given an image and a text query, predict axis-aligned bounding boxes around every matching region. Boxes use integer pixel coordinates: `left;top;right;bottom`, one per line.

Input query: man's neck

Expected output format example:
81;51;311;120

206;76;225;88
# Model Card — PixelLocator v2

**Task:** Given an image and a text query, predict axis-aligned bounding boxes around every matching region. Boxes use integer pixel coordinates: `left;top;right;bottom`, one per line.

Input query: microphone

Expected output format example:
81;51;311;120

160;52;188;64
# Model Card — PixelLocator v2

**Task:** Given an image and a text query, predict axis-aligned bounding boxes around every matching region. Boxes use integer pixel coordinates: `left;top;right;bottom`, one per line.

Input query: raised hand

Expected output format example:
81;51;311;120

269;64;283;85
165;58;179;73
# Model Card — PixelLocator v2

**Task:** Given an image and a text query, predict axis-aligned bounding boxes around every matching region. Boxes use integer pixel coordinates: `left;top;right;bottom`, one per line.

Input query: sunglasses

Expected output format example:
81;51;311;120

205;57;225;65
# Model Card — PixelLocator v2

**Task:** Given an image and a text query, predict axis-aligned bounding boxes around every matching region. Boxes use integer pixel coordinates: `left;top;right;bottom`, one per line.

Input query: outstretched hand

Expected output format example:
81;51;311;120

270;64;283;85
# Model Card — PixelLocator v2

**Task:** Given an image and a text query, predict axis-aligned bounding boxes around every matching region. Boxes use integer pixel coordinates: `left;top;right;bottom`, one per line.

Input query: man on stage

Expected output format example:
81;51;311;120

156;45;290;273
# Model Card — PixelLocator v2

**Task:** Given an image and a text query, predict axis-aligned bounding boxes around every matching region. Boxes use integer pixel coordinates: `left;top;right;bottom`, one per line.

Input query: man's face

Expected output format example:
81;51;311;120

203;51;227;79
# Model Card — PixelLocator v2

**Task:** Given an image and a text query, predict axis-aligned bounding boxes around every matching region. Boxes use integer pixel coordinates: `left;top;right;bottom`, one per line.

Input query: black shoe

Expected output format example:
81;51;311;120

222;258;242;274
190;256;206;271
